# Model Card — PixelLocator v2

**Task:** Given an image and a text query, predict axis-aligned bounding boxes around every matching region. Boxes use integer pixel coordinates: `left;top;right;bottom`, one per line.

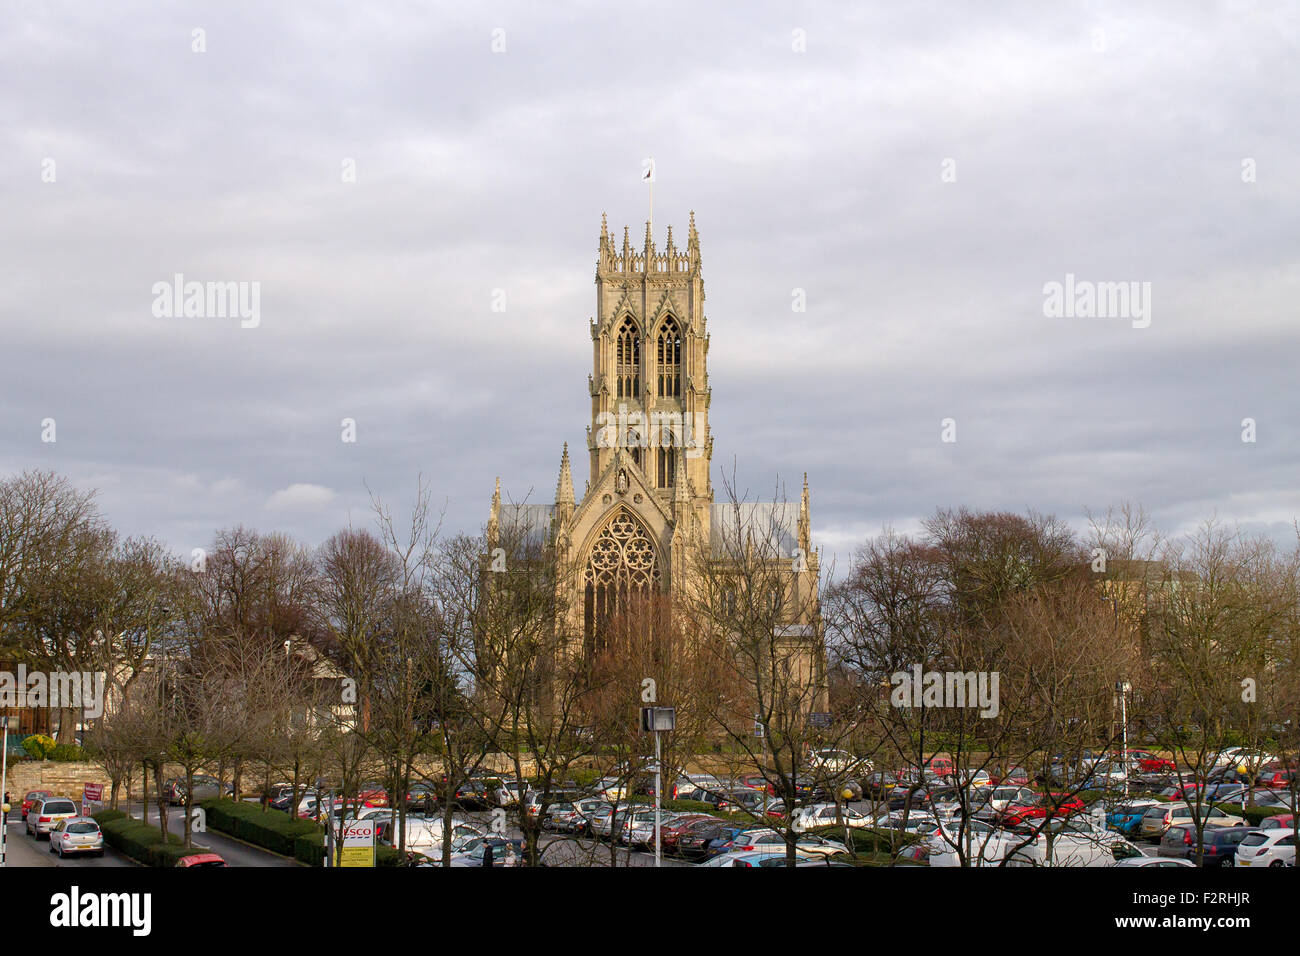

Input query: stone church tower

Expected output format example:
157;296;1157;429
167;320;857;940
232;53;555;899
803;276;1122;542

489;213;826;708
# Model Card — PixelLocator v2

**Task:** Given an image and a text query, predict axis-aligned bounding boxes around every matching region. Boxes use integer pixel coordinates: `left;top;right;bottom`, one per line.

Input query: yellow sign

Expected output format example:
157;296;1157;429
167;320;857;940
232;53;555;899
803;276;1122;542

339;845;374;868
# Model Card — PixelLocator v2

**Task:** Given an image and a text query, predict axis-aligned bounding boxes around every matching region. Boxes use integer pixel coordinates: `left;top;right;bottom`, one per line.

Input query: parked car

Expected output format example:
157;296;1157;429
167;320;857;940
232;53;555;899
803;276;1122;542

1158;824;1258;866
1254;766;1295;792
990;766;1031;786
176;852;228;867
661;813;717;853
1106;799;1163;836
678;823;746;860
25;797;78;839
1139;801;1244;839
48;817;104;858
999;792;1085;827
1234;829;1296;867
726;828;850;859
588;805;626;841
791;803;871;833
862;771;901;798
21;790;52;821
449;836;525;867
164;775;224;806
1113;856;1196;867
1122;750;1176;773
1261;813;1296;831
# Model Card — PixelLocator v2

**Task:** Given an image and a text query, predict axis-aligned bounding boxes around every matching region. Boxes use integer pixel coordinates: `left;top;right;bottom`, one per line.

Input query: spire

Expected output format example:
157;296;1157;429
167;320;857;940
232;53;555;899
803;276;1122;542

555;443;575;507
687;210;701;269
644;219;654;253
673;451;690;505
488;477;501;545
600;211;608;244
665;225;676;256
798;472;811;553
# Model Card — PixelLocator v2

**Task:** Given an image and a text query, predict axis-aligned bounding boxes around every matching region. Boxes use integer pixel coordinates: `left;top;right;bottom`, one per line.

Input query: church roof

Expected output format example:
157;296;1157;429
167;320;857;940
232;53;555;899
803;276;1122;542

497;503;554;546
710;502;800;559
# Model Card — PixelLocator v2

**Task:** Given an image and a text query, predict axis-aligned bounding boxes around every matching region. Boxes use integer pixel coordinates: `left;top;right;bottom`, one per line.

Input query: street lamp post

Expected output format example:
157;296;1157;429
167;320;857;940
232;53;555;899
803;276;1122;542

1;719;9;868
640;705;675;868
1117;680;1132;799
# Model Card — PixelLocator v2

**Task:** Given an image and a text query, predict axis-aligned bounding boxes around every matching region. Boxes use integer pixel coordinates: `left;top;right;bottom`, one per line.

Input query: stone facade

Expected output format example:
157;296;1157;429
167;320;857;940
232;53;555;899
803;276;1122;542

489;214;826;709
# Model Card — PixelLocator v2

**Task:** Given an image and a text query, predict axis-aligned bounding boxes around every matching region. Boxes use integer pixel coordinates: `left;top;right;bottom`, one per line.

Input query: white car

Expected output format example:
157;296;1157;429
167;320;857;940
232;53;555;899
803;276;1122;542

982;786;1039;817
385;817;483;861
1235;829;1295;867
928;819;1023;867
1211;747;1276;773
807;749;867;774
48;817;104;858
699;849;820;867
791;803;871;832
732;828;850;859
1113;856;1196;867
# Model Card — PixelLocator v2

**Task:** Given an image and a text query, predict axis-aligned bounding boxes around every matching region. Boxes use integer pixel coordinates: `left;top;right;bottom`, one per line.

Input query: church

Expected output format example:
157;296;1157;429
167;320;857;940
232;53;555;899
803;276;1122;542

488;213;827;710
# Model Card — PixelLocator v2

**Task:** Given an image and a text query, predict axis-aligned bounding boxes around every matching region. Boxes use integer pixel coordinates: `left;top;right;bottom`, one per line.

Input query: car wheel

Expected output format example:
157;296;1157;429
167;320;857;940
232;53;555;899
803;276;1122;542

49;840;56;853
1222;856;1234;867
1269;860;1284;867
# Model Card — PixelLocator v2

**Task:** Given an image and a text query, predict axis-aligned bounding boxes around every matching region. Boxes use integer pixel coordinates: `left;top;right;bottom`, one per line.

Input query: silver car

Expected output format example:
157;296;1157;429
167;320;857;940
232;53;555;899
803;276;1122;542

26;797;79;838
49;817;104;858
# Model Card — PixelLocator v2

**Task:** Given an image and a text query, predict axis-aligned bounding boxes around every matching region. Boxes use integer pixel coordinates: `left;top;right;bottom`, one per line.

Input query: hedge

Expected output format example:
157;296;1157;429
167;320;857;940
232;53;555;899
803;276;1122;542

201;799;323;865
91;809;186;866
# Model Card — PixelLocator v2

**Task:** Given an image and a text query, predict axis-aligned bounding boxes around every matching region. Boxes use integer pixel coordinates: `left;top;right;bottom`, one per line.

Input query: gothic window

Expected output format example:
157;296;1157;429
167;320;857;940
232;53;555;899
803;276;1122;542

625;428;642;470
656;317;681;398
656;445;676;488
616;316;640;399
583;510;661;655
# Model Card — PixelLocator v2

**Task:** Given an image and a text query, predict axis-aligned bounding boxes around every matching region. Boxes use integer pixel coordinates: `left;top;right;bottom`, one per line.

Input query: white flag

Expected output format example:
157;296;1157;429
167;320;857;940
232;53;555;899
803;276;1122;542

642;157;655;182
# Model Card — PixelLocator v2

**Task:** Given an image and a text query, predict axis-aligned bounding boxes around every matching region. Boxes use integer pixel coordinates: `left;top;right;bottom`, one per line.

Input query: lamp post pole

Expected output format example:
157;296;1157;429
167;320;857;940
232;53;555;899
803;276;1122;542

2;720;9;868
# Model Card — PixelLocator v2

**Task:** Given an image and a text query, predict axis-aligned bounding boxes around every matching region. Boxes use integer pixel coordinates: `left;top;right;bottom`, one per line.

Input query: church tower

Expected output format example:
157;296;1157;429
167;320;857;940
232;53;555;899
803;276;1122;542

588;212;712;519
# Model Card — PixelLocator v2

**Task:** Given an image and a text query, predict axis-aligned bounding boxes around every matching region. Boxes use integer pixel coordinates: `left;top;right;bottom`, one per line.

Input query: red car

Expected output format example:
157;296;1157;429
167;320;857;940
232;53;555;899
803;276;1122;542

1255;766;1294;790
991;767;1031;786
176;852;227;868
1261;813;1295;831
660;814;716;853
735;774;775;795
1123;750;1176;773
357;787;389;808
1000;792;1085;827
21;790;52;821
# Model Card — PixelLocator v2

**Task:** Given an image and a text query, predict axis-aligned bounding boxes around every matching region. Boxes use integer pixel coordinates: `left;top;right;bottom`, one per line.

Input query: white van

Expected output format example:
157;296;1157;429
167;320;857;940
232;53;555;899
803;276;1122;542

380;816;483;861
1006;832;1142;867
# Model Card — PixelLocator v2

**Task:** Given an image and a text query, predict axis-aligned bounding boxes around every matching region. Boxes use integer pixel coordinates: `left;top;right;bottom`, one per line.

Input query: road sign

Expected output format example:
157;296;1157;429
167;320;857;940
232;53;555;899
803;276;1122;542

83;783;104;806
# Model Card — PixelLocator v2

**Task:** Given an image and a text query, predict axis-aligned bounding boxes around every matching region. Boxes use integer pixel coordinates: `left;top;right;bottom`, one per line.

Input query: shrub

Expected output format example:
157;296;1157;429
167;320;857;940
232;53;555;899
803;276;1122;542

21;734;57;760
94;814;184;866
201;798;324;865
49;743;86;762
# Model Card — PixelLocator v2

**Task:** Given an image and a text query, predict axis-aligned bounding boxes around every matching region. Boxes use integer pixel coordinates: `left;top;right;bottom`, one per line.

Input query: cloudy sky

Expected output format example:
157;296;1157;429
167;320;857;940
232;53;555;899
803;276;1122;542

3;1;1297;572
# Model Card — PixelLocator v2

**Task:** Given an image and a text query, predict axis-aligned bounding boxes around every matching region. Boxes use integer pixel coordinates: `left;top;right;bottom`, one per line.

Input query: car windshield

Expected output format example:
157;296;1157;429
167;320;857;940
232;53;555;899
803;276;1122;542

68;823;98;834
44;801;76;814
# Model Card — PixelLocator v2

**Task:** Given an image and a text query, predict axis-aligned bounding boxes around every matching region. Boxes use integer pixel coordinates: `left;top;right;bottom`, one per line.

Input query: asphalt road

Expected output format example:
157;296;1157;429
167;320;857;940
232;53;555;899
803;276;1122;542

2;813;134;868
129;803;301;867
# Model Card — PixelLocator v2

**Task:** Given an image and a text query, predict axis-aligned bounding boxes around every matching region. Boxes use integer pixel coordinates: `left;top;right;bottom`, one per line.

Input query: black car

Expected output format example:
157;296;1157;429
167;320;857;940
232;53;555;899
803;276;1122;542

1158;825;1259;866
